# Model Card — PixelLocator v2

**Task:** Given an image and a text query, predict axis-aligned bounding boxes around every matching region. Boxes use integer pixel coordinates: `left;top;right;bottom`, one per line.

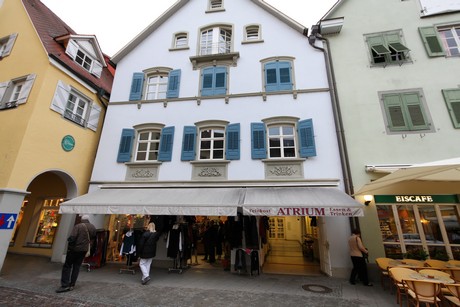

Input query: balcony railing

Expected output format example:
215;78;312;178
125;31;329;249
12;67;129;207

199;41;231;56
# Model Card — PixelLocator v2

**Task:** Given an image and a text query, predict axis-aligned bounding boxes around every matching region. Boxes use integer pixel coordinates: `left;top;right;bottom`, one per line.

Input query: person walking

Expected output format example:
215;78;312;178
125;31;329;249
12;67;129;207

56;215;96;293
348;229;372;286
138;222;160;285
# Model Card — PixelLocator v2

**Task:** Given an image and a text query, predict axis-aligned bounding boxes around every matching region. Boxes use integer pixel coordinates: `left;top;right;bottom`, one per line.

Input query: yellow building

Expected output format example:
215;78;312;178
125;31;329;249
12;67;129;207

0;0;113;271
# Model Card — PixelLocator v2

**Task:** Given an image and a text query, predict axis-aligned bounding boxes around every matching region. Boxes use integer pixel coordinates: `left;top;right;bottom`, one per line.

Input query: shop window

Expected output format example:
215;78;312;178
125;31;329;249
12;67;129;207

33;198;63;246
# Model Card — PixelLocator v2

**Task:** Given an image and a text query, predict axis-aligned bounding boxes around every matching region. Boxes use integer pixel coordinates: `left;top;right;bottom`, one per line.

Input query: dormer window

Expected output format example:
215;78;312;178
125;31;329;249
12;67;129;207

65;39;103;78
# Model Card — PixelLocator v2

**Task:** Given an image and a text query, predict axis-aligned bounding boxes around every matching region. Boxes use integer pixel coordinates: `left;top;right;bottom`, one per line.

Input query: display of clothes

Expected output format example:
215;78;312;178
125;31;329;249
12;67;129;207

120;229;136;273
166;223;191;272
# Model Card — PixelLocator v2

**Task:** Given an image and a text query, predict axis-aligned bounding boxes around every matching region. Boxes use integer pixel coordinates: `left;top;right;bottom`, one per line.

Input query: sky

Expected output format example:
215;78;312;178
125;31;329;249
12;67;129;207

41;0;337;57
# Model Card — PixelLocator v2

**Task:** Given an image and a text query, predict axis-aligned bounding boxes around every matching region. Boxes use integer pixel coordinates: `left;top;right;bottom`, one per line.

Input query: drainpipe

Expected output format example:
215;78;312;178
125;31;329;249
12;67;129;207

304;26;359;231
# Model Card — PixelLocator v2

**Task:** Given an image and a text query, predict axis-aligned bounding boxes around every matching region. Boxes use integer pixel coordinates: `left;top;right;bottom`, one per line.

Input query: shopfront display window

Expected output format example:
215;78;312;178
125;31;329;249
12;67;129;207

377;201;460;260
33;198;63;245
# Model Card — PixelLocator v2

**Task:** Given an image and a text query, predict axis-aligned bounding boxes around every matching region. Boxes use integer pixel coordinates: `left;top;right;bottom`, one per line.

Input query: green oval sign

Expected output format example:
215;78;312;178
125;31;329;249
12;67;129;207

61;135;75;152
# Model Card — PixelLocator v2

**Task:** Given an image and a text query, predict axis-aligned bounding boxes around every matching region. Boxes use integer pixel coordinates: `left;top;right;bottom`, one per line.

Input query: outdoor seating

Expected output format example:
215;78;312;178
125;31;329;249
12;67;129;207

375;257;392;290
448;260;460;267
404;279;442;307
419;269;454;295
444;283;460;306
389;267;417;307
443;268;460;283
425;259;449;269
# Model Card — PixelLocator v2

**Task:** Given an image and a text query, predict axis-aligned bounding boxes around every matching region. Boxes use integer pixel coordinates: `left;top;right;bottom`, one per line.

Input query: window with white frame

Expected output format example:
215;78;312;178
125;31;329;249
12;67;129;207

379;89;434;134
208;0;224;11
50;80;101;131
365;30;411;66
419;25;460;57
135;129;161;161
199;127;225;160
0;74;36;110
267;125;296;158
65;40;103;77
200;26;232;55
173;32;189;49
0;33;18;58
129;69;181;101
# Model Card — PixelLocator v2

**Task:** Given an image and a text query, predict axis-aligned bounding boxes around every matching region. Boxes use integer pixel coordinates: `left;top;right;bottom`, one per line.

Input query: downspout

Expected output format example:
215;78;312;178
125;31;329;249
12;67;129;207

304;26;359;231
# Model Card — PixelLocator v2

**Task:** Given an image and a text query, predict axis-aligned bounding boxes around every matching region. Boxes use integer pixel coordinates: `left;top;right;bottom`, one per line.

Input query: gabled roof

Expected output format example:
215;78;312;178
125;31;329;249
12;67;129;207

111;0;307;64
321;0;344;21
22;0;113;95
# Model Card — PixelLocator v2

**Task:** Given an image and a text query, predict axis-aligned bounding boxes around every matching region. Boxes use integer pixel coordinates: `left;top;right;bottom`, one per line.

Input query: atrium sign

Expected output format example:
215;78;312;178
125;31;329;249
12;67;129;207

242;206;364;217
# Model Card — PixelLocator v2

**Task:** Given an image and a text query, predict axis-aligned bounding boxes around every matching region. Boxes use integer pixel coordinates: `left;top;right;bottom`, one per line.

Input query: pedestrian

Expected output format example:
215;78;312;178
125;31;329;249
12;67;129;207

138;222;160;285
348;229;372;286
56;215;96;293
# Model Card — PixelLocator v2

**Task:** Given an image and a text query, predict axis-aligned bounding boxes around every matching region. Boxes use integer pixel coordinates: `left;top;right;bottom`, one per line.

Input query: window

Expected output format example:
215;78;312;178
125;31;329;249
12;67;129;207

244;25;262;42
365;30;410;66
0;74;36;110
0;33;18;59
207;0;224;11
117;125;175;163
50;80;102;131
200;26;232;55
251;117;316;159
201;66;227;96
173;32;189;49
442;89;460;128
129;69;181;101
33;198;63;246
181;122;240;161
379;89;433;133
421;25;460;57
261;58;294;92
65;40;102;77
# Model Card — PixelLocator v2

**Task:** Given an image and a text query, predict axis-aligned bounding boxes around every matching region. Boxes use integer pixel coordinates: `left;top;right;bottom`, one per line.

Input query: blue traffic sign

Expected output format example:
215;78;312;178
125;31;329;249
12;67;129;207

0;214;17;229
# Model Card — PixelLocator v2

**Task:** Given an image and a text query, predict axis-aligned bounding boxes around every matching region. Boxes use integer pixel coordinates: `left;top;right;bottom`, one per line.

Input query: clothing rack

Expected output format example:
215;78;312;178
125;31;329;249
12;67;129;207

168;251;189;274
119;253;136;275
167;222;190;274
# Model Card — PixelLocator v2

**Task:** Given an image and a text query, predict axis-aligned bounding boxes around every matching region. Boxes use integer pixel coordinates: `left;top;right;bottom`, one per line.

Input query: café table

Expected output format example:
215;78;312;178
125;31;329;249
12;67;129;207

388;259;424;269
408;272;455;284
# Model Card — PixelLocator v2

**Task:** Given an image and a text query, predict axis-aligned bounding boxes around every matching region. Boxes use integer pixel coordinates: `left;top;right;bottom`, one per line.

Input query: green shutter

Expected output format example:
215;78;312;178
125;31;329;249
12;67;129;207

442;89;460;128
419;27;445;57
367;35;390;64
383;92;430;132
383;94;409;131
403;93;428;130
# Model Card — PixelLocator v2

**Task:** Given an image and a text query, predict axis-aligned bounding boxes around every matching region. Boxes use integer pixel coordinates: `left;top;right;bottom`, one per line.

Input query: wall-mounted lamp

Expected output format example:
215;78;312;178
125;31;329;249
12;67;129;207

363;195;373;206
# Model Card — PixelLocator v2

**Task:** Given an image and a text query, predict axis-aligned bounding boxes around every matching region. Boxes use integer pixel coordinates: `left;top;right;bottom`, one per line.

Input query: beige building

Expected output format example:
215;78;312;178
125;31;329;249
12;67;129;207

0;0;113;271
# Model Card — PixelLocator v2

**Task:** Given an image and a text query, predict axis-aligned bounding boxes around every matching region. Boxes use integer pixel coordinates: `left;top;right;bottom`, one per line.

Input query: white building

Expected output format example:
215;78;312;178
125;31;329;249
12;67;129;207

60;0;363;277
317;0;460;264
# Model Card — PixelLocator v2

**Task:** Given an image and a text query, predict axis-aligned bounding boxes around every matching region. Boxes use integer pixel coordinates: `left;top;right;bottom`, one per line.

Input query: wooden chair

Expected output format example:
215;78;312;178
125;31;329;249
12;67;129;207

446;269;460;282
375;257;392;290
389;267;417;307
444;284;460;306
419;269;453;295
404;279;442;307
425;259;449;269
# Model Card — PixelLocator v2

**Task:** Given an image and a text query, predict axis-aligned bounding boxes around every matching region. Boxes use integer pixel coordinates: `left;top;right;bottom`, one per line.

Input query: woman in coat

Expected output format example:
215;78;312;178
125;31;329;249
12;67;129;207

138;222;160;285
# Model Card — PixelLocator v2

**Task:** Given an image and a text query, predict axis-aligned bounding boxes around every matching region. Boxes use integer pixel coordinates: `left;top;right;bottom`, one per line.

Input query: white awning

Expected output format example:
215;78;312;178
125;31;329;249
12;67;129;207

242;187;363;216
60;188;243;216
356;157;460;195
60;186;363;217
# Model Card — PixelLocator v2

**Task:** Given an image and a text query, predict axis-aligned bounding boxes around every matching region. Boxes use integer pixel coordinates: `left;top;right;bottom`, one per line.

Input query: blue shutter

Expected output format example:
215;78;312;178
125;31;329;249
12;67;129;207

129;73;144;101
278;61;292;91
166;69;181;98
214;66;227;95
117;128;135;162
251;123;266;159
298;119;316;157
201;67;214;96
181;126;197;161
264;62;278;92
225;123;240;160
158;126;175;161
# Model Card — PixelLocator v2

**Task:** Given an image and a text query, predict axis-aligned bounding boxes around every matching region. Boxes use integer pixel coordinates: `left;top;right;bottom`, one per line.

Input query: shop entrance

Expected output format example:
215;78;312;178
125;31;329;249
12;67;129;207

263;216;321;275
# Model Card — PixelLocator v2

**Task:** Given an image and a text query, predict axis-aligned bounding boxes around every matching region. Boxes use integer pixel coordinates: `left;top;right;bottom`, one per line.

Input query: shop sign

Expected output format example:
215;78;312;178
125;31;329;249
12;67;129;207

0;213;18;229
374;195;459;204
61;135;75;152
242;207;364;217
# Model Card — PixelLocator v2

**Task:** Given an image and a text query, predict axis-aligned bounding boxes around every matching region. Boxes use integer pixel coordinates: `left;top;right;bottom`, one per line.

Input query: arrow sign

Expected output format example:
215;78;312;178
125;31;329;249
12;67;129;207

0;214;17;229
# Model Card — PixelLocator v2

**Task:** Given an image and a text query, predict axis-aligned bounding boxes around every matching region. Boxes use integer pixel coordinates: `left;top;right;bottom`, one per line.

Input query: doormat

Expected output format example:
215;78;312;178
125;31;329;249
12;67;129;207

302;284;333;294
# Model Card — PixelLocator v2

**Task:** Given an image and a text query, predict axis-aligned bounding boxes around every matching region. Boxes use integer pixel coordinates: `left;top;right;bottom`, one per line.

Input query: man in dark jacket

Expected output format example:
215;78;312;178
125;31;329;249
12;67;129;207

138;222;160;285
56;215;96;293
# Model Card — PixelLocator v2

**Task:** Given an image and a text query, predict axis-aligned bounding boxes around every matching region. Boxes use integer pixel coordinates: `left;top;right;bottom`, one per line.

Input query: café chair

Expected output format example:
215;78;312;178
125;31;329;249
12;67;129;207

425;259;449;269
375;257;392;290
444;283;460;306
404;279;442;307
389;267;417;307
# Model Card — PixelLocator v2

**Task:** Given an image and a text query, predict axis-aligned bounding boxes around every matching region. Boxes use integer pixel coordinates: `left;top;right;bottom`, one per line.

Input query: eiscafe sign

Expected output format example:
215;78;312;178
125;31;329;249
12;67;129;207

242;207;364;217
374;195;459;204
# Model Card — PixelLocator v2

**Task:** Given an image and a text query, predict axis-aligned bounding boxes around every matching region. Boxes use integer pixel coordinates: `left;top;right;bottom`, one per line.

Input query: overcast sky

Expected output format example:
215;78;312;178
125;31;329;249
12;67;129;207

41;0;337;56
